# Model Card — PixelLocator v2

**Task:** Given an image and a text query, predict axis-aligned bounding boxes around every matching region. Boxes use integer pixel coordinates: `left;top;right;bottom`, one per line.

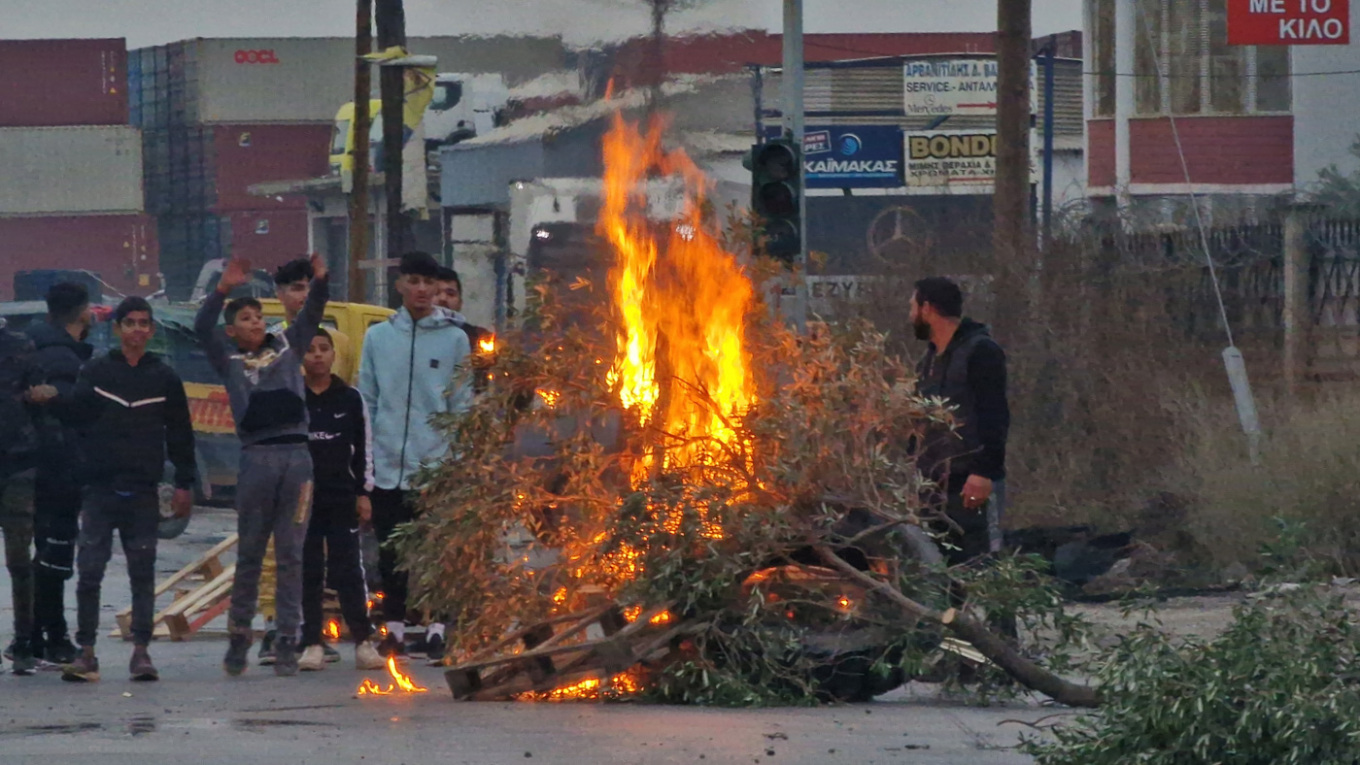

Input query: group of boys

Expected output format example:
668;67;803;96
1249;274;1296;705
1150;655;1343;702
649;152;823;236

0;249;482;680
0;287;194;681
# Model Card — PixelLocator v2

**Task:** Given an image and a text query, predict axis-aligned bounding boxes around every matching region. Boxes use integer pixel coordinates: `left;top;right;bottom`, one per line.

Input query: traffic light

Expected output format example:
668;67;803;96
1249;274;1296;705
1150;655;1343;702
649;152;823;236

747;138;802;263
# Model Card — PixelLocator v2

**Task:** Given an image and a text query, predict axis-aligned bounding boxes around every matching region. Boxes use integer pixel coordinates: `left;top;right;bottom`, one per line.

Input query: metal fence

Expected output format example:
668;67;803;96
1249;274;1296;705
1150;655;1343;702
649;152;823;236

1065;218;1360;378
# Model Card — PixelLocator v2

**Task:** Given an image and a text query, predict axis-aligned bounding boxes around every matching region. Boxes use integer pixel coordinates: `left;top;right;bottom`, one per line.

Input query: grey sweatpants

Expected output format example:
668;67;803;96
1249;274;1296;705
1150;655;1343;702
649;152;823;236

228;443;313;640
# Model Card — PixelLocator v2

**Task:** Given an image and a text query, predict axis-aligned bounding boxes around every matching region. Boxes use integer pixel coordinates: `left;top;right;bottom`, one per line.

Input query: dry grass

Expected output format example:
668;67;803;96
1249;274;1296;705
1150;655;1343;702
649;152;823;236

1184;392;1360;574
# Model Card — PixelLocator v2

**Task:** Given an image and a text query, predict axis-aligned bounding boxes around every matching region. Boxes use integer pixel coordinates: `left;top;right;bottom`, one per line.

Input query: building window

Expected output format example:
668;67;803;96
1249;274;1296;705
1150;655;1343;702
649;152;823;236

1166;0;1203;113
1091;0;1115;117
1256;45;1291;112
1133;0;1162;113
1130;0;1290;116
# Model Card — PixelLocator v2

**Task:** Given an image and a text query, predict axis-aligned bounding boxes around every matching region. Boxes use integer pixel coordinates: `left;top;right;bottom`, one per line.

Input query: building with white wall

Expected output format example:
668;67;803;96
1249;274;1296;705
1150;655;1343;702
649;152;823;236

1084;0;1360;225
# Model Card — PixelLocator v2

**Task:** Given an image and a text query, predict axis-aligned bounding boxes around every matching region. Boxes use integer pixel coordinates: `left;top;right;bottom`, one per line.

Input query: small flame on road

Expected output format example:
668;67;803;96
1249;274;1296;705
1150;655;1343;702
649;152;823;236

325;620;341;640
479;335;496;354
356;657;429;696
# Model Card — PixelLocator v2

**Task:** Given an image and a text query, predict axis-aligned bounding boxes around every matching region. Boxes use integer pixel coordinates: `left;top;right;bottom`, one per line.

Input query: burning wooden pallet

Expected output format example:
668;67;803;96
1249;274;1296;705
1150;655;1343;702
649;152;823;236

443;602;696;701
111;534;238;642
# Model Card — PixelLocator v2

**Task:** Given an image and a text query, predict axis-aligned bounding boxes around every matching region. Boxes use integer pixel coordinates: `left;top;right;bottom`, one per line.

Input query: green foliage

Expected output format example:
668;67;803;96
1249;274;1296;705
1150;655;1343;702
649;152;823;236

1257;516;1332;582
1024;587;1360;765
1307;136;1360;217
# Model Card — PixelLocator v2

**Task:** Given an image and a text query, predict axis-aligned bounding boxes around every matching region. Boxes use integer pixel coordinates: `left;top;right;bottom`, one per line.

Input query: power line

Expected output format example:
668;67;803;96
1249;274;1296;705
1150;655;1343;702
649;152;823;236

1086;68;1360;78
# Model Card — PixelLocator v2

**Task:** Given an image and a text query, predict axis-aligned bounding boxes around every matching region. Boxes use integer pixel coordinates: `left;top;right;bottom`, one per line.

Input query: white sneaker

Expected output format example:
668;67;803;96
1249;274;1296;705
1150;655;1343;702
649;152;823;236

298;645;326;672
355;641;385;671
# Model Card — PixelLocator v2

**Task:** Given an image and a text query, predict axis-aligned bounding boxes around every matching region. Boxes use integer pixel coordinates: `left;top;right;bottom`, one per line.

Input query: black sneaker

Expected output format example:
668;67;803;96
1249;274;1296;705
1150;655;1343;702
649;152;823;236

425;634;446;665
322;642;341;663
224;633;252;677
10;641;36;676
273;637;299;677
44;634;79;666
258;628;277;666
376;634;406;659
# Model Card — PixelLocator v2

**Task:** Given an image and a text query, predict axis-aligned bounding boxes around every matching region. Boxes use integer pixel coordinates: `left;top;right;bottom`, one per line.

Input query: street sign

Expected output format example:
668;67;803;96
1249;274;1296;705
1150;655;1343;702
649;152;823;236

903;58;1039;119
1228;0;1350;45
902;129;1038;195
762;125;903;188
903;58;1000;117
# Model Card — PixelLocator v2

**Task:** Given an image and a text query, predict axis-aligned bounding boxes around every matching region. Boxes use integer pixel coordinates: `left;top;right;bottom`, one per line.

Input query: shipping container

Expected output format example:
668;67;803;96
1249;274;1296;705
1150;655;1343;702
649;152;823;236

129;36;571;127
211;123;332;210
0;126;144;215
222;208;310;271
0;213;158;301
142;122;331;215
157;212;227;301
154;207;312;302
0;39;128;127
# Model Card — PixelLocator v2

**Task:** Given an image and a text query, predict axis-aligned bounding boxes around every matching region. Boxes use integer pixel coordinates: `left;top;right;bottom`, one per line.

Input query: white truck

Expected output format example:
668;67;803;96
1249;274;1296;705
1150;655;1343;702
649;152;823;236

330;72;510;174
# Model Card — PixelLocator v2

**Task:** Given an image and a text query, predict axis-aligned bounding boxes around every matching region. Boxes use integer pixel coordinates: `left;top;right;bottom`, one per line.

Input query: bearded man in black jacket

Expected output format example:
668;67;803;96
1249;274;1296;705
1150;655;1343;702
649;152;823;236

911;277;1010;566
60;297;195;683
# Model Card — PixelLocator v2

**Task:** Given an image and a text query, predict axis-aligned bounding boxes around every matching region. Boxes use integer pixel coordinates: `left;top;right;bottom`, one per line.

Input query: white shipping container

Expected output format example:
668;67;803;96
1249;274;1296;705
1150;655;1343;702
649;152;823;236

0;126;144;216
172;36;569;126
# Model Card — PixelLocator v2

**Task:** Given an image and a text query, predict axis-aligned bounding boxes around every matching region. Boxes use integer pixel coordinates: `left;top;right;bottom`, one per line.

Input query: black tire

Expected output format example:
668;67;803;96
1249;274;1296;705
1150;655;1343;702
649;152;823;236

799;511;949;702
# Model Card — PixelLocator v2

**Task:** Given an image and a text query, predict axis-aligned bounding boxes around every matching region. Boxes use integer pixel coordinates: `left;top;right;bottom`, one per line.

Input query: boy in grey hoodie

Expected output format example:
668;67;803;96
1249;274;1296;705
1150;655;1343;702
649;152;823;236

359;252;471;661
194;254;328;677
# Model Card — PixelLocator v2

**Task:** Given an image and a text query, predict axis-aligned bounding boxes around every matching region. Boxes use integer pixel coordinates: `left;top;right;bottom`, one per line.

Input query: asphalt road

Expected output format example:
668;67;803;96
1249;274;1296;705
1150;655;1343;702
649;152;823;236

0;506;1047;765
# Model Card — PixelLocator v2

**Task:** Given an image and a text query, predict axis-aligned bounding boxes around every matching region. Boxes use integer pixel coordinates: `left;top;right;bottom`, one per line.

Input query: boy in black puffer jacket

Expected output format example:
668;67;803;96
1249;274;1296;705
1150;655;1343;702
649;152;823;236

25;282;95;665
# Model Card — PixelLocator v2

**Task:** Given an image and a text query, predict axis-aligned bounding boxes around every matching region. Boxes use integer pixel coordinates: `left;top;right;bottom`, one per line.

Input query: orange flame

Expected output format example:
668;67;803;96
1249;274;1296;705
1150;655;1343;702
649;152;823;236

356;656;429;696
479;335;496;353
599;111;754;512
536;388;560;408
325;620;341;640
516;671;644;702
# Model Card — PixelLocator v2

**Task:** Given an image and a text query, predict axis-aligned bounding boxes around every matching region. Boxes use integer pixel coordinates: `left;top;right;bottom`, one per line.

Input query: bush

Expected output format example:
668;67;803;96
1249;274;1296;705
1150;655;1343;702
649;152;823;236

1024;587;1360;765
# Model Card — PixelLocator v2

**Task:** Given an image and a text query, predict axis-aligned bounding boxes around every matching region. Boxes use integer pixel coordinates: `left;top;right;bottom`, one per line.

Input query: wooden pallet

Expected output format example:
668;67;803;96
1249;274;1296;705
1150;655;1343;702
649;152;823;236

111;533;239;642
443;602;694;701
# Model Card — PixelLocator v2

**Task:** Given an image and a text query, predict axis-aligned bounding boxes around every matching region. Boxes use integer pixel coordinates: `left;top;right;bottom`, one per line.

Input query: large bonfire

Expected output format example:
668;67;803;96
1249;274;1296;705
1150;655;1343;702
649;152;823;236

398;110;1097;706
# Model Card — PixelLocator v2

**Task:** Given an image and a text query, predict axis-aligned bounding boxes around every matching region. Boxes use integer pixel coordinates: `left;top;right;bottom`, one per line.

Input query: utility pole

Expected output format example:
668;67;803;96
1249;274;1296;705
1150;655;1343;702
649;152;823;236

647;0;670;112
994;0;1033;272
782;0;807;331
348;0;373;303
376;0;408;264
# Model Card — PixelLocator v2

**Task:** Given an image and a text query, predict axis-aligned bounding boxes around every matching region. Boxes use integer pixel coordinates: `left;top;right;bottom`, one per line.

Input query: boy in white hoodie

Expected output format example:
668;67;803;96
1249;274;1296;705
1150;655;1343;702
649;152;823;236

357;252;472;660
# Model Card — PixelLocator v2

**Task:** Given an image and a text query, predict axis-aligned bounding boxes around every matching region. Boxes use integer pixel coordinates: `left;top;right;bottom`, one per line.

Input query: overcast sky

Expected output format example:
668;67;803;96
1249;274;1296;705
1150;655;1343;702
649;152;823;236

0;0;1083;49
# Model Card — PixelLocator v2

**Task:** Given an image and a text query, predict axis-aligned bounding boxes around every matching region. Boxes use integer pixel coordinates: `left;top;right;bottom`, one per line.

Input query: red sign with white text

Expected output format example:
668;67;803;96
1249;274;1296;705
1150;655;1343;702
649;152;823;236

1228;0;1350;44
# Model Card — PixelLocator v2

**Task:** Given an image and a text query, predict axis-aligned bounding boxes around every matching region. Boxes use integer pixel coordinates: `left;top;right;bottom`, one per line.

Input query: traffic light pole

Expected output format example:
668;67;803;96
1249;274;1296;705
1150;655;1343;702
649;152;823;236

782;0;807;331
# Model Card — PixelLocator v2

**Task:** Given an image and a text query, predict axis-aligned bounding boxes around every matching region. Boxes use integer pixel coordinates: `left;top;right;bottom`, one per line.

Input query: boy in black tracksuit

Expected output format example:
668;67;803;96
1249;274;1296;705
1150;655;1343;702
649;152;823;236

297;329;383;672
61;297;196;682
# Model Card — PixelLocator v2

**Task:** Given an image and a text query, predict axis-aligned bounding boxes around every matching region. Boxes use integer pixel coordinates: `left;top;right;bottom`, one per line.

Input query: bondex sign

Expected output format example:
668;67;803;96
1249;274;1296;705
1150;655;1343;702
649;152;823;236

1228;0;1349;45
234;49;279;64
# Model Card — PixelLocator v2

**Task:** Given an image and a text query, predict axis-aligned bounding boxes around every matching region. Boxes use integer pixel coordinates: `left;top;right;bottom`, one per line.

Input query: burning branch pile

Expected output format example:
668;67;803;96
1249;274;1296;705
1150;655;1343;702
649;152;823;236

398;113;1097;706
